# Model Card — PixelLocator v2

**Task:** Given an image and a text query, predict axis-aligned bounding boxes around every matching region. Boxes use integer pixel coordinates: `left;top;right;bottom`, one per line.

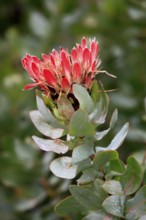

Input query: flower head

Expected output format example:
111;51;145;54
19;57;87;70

22;37;101;97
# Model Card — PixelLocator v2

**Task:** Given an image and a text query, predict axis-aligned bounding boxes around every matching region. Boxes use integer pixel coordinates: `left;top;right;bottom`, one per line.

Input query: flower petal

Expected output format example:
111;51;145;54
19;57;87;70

22;57;29;70
43;69;57;88
32;62;40;77
85;76;93;89
73;62;82;83
32;56;40;63
42;53;49;61
61;51;71;82
76;44;83;60
91;60;96;73
50;54;56;67
90;39;99;59
71;47;77;62
83;47;91;69
61;77;70;93
23;83;38;90
83;47;90;62
81;37;87;48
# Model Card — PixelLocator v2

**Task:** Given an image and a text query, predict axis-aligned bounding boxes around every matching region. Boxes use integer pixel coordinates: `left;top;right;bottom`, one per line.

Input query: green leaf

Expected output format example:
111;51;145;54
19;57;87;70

119;157;143;195
32;136;69;154
55;196;87;217
77;158;92;174
30;110;64;139
106;159;125;179
36;95;64;128
102;195;125;218
102;180;123;196
93;151;119;169
50;157;77;179
69;185;103;211
69;109;95;137
73;84;94;113
95;109;118;140
125;186;146;220
96;122;129;152
89;83;109;125
143;168;146;184
90;80;99;103
108;159;125;174
77;168;98;184
57;94;75;120
94;179;108;199
72;144;94;164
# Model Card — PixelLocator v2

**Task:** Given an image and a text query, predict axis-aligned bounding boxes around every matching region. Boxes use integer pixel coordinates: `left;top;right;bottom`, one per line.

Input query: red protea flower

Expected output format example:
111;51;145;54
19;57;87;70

22;37;101;97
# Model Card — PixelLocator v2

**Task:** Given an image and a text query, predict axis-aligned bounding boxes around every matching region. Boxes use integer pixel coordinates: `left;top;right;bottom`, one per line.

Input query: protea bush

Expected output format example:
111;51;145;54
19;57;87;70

22;37;146;220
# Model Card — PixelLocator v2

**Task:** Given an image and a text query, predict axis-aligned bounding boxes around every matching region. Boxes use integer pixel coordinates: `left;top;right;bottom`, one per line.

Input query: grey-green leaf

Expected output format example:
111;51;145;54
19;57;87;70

106;159;125;179
69;185;103;211
30;110;64;139
102;180;123;196
90;80;99;104
36;95;64;128
77;168;98;184
96;122;129;152
72;144;94;164
102;195;125;218
89;83;109;125
93;151;119;169
55;196;87;217
125;186;146;220
69;109;95;137
95;109;118;140
73;84;94;113
94;179;108;200
32;135;68;154
119;157;143;195
50;157;77;179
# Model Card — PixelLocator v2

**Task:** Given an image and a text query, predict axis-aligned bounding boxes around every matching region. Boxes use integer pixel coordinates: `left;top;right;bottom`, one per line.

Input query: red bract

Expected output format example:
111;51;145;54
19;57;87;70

22;37;101;96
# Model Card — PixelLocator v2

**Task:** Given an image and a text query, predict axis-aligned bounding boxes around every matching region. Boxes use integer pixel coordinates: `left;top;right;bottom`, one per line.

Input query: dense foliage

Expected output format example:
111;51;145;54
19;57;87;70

0;1;146;220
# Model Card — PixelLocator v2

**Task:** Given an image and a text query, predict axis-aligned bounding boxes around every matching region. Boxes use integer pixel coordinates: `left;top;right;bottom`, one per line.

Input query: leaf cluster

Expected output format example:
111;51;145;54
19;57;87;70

55;151;146;220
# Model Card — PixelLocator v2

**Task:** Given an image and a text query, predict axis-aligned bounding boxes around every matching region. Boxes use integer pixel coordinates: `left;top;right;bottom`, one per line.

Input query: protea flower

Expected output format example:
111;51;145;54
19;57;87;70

22;37;101;97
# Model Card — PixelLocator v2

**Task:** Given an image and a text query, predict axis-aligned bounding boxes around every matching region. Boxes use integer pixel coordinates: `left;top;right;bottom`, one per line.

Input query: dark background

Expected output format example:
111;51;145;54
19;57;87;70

0;0;146;219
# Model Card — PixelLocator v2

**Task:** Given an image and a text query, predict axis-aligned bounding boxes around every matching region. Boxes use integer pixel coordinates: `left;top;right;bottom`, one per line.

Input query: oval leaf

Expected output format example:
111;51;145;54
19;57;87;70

93;151;119;169
72;144;94;164
69;185;103;211
119;157;143;195
32;136;68;154
50;157;77;179
69;109;95;137
30;110;64;139
73;84;94;113
55;196;87;217
125;186;146;219
103;180;123;196
102;195;125;218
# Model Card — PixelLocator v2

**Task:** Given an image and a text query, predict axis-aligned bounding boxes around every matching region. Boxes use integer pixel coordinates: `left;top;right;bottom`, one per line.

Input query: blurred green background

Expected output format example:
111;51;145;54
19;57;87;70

0;0;146;219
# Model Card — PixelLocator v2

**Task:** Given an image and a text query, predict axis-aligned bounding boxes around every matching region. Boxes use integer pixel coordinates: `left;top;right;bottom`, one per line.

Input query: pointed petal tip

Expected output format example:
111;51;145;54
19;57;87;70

23;83;37;90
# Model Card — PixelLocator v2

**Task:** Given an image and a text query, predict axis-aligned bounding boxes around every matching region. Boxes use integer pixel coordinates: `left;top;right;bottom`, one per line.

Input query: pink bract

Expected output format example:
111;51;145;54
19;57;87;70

22;37;101;96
